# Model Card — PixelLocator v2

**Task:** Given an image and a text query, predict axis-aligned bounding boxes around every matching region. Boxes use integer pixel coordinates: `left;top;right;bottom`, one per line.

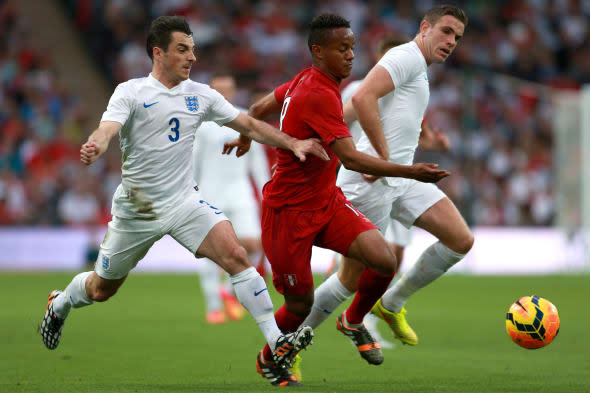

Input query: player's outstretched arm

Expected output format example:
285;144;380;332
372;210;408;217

224;113;329;162
350;65;394;161
248;91;282;120
80;121;121;166
222;91;284;157
331;137;450;183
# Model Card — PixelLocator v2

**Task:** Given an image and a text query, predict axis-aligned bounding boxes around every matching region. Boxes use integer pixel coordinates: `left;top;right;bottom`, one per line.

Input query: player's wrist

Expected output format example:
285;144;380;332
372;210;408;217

239;134;252;144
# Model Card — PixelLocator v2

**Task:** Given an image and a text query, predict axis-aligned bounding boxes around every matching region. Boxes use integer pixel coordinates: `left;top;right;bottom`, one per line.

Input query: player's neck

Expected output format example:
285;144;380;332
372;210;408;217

312;63;342;84
151;67;182;89
413;37;431;66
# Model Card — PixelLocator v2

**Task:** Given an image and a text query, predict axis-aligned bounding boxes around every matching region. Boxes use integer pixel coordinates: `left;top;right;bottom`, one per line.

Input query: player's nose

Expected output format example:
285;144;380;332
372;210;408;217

346;48;354;60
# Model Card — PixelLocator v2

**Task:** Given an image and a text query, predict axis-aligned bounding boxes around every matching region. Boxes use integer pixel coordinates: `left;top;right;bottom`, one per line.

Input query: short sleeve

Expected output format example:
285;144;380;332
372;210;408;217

377;47;416;90
205;88;240;126
302;90;350;144
101;83;134;125
274;81;291;107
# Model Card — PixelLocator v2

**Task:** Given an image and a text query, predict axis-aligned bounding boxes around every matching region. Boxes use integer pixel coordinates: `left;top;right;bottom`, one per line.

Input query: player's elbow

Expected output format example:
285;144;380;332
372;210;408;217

351;89;379;112
248;101;266;120
351;91;367;111
339;153;360;172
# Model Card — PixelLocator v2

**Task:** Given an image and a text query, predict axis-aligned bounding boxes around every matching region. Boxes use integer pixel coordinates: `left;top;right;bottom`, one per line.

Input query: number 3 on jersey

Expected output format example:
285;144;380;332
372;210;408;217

168;118;179;142
279;96;291;131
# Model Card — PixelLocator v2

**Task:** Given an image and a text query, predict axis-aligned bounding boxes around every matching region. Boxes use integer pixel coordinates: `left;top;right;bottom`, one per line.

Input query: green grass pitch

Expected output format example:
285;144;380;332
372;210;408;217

2;272;589;392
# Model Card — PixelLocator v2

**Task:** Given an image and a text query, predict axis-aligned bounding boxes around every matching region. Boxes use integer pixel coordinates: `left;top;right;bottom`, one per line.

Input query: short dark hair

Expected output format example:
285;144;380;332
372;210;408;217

146;15;193;61
423;5;468;28
376;34;409;56
307;14;350;52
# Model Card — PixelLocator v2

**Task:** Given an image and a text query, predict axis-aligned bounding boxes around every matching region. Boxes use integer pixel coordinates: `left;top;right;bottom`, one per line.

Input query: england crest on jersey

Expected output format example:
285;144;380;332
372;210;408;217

185;96;199;112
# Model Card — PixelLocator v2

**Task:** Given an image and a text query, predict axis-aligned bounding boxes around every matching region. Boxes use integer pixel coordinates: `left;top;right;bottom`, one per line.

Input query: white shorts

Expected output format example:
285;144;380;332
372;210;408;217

384;219;412;247
339;170;445;234
95;189;228;279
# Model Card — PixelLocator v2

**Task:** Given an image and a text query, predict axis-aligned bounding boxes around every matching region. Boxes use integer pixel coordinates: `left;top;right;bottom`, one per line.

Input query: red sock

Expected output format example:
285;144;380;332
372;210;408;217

345;268;394;324
262;304;305;362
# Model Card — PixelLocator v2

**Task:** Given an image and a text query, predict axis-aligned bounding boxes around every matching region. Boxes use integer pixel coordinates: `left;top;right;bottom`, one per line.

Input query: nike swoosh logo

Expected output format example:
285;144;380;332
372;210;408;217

143;101;158;108
254;288;268;296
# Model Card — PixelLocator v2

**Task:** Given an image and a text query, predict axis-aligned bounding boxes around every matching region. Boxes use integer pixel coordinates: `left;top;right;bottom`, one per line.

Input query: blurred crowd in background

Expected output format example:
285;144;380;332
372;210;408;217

1;0;589;227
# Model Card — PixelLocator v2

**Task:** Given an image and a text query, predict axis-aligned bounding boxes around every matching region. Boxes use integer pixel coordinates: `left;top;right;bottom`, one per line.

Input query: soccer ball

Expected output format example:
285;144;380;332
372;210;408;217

505;295;560;349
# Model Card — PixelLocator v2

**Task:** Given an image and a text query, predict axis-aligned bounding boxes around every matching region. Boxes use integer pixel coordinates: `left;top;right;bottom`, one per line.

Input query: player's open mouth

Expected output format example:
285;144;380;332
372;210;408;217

440;48;450;56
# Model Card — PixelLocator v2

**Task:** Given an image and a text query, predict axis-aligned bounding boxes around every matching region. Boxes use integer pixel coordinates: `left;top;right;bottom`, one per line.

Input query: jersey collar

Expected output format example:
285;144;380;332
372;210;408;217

409;41;427;71
148;73;186;92
310;66;340;90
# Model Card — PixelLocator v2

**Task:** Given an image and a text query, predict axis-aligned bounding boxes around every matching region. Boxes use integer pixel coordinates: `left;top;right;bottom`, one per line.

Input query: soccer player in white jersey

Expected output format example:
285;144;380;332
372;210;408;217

39;16;328;371
193;73;270;324
301;5;473;362
334;35;452;349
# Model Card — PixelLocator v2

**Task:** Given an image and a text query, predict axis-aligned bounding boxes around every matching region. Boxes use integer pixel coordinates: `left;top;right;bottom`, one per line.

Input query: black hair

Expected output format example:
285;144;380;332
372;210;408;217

307;14;351;52
146;15;193;62
423;5;468;28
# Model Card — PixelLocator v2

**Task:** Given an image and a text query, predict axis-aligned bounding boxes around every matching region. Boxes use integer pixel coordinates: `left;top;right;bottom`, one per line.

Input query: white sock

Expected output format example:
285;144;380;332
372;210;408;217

382;241;465;312
230;267;281;349
52;271;94;319
221;251;263;295
198;258;223;312
302;273;353;329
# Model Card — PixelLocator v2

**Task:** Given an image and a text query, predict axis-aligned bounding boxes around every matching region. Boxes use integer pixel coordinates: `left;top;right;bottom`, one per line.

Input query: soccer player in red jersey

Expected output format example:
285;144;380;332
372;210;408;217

224;14;450;386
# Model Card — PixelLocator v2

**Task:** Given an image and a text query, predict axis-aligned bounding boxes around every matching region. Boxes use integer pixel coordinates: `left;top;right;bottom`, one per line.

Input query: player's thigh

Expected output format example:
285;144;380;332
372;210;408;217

390;180;446;229
413;196;473;253
316;192;393;274
345;228;395;275
96;216;163;280
261;205;316;296
196;220;248;275
168;192;231;258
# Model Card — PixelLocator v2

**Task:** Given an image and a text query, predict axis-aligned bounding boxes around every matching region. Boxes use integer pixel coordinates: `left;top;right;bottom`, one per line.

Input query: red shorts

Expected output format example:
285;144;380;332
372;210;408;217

261;189;376;295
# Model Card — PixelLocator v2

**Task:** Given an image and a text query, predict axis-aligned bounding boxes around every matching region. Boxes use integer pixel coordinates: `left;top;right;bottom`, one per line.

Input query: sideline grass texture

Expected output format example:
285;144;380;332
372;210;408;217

2;272;589;392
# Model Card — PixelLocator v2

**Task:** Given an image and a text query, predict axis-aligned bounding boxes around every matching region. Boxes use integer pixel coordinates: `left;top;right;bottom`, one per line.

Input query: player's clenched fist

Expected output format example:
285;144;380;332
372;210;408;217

80;141;102;165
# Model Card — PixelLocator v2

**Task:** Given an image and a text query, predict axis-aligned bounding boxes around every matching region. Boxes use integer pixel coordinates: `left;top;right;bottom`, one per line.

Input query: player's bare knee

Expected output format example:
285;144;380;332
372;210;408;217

377;256;397;276
455;232;474;255
369;246;397;276
226;244;250;269
240;238;262;254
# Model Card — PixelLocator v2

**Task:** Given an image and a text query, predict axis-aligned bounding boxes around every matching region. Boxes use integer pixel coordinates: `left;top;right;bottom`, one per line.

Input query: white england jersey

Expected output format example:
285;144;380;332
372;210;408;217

353;41;429;189
101;73;240;219
193;108;270;210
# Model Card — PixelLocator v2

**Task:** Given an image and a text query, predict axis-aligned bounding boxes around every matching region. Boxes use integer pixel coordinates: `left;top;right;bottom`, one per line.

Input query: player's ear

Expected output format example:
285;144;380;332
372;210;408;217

419;20;431;36
311;44;323;60
153;46;163;61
